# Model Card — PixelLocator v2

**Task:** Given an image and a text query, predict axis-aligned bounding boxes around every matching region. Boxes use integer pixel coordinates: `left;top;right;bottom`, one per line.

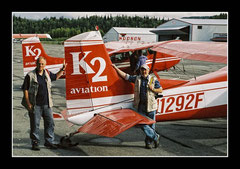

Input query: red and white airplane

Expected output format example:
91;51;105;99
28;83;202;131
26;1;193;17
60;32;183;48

21;35;180;121
20;31;227;139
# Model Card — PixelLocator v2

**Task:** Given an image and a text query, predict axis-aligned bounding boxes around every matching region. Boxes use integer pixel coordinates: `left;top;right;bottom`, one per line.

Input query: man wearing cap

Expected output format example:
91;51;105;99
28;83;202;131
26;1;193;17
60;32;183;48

112;63;162;149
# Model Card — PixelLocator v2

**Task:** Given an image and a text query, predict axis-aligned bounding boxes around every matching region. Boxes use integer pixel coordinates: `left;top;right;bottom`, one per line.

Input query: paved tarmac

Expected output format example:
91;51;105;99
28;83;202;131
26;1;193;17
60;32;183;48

12;43;227;157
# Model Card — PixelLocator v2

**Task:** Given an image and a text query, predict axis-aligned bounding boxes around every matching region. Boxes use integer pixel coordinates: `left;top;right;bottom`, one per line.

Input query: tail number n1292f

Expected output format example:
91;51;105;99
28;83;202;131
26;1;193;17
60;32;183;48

157;92;204;114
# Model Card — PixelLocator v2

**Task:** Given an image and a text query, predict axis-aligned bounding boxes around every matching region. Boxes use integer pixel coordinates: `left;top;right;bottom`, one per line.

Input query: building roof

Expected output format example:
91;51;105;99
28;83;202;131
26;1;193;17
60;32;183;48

174;18;227;25
150;25;188;35
152;18;228;34
112;27;156;35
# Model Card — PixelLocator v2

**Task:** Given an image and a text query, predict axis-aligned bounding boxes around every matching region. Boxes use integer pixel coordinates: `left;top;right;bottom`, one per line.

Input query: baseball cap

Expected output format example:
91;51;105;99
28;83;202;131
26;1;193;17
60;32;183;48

140;64;149;70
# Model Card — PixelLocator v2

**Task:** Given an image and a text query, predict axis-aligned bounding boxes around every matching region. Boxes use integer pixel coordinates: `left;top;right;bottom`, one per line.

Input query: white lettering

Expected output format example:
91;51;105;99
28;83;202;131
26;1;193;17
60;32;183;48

25;61;36;66
97;86;102;92
90;57;107;82
25;46;36;56
70;86;108;94
70;51;107;83
85;87;90;93
33;48;41;60
25;45;42;60
70;51;95;75
70;88;75;94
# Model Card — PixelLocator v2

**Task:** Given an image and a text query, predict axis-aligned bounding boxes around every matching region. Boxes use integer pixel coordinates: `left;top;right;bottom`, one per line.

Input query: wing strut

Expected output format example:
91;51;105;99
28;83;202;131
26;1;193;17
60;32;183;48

149;51;157;74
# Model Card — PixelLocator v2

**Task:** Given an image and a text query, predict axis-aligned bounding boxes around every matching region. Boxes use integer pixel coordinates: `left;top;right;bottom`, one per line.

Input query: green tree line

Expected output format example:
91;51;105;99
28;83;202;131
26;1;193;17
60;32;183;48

13;15;167;39
13;13;227;39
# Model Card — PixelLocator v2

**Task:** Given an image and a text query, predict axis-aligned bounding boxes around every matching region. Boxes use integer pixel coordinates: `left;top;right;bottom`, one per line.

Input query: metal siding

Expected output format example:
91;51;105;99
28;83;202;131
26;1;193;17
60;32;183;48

192;25;227;41
104;27;157;43
103;28;119;42
155;19;227;41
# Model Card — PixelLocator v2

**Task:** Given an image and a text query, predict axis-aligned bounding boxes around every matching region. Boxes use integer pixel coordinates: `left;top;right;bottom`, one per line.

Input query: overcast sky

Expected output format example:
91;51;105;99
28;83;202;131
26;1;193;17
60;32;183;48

13;12;225;20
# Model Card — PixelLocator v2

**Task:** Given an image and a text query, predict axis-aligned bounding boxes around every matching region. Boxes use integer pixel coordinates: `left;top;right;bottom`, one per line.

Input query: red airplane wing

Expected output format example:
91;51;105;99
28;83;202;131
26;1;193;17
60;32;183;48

78;109;155;137
13;34;52;39
151;41;227;64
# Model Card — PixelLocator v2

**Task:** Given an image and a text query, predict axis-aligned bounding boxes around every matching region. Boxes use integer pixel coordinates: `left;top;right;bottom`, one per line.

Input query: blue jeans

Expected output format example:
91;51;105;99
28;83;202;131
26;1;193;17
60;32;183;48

28;105;55;145
138;104;158;144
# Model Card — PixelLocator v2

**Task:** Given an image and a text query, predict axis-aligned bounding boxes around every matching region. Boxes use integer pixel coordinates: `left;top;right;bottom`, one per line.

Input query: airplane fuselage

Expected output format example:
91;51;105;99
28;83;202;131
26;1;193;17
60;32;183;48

66;68;227;126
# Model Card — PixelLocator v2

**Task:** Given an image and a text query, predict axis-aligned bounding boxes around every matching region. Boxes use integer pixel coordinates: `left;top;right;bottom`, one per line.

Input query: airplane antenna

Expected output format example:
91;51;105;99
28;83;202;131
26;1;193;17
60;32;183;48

190;60;197;80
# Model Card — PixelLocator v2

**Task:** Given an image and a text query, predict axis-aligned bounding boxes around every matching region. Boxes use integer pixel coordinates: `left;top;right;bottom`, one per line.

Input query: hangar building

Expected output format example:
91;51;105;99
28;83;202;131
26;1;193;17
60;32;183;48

103;27;157;43
150;18;227;41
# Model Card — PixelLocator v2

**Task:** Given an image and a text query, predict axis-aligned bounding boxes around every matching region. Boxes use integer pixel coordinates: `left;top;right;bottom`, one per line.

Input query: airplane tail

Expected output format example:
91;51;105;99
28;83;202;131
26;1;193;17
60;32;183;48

64;31;134;116
22;37;64;76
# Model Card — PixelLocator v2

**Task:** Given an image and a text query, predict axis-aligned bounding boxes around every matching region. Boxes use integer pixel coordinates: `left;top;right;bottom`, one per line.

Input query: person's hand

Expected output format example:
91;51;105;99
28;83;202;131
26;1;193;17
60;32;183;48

148;83;155;92
27;103;33;113
112;64;117;69
62;59;67;71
